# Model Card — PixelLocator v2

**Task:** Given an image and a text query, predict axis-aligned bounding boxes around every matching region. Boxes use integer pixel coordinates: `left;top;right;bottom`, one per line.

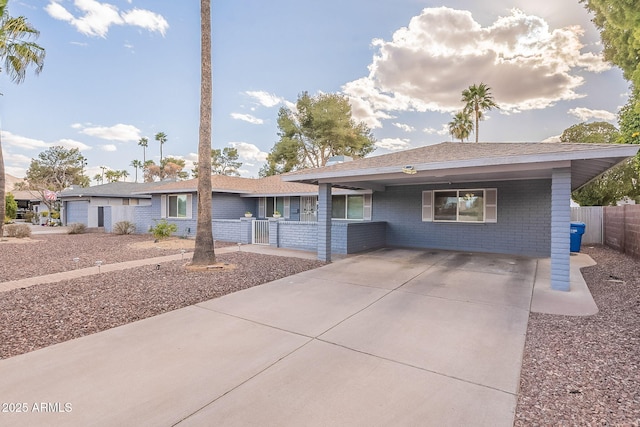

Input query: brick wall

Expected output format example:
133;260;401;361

604;205;640;260
372;179;551;257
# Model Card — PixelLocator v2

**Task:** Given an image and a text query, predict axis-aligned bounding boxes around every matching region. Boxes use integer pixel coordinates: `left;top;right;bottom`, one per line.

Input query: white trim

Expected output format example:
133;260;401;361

160;195;167;218
421;191;432;222
284;196;290;219
363;194;372;220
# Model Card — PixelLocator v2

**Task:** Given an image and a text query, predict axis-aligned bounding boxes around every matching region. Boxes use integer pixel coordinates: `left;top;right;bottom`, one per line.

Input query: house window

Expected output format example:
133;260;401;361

332;195;364;220
423;189;497;223
168;195;188;218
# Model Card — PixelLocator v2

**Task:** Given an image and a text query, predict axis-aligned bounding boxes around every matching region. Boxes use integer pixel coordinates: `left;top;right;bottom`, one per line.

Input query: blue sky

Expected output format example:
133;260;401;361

1;0;631;182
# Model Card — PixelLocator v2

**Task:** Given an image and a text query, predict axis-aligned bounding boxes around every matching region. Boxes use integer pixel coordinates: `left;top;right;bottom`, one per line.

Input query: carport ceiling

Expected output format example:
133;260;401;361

283;142;639;191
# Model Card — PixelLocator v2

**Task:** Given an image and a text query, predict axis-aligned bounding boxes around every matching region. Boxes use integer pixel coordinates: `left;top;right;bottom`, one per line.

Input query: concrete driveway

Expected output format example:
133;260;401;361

0;248;536;426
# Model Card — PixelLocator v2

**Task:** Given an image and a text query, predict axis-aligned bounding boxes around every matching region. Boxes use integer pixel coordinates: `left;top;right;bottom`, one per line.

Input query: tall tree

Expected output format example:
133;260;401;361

559;121;620;144
23;146;85;211
461;83;499;143
154;132;167;166
138;137;148;164
144;157;188;182
131;159;143;182
261;92;376;176
191;0;215;266
617;92;640;144
0;0;45;237
212;147;242;175
580;0;640;103
448;111;473;142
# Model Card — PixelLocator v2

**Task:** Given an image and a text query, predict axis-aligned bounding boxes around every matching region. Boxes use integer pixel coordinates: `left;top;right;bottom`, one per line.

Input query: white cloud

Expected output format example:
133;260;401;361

122;8;169;36
1;130;49;149
45;0;168;38
100;144;117;152
568;107;616;122
245;90;284;108
392;122;415;132
376;138;411;151
58;138;92;150
4;152;32;165
79;123;141;141
230;113;264;125
343;7;610;127
228;142;268;162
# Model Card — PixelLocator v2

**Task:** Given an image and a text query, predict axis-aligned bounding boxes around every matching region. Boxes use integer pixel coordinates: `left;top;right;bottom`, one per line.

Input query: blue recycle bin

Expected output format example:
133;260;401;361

570;222;586;252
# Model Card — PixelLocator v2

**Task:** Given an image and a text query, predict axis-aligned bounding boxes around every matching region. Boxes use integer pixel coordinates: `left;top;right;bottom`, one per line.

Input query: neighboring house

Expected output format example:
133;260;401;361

58;182;166;231
283;141;640;291
8;190;41;219
138;175;376;253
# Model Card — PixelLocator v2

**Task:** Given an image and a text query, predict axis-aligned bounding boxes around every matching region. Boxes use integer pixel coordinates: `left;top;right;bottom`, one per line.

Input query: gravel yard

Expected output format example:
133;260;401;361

0;234;235;281
1;234;638;423
0;237;324;359
515;245;640;425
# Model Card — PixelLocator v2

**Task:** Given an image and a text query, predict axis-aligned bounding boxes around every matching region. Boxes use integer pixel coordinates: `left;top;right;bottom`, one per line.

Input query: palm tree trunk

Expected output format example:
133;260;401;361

191;0;215;266
475;105;479;143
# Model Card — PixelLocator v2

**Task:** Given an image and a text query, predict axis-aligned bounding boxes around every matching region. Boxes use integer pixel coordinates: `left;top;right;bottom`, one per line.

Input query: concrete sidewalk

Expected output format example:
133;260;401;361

0;244;322;293
0;248;597;426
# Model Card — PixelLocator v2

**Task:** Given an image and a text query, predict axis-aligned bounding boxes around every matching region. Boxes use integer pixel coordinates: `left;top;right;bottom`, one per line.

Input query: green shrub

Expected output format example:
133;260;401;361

113;221;136;235
5;193;17;219
51;211;60;219
150;220;177;240
68;223;87;234
5;224;31;238
4;216;13;224
41;211;49;218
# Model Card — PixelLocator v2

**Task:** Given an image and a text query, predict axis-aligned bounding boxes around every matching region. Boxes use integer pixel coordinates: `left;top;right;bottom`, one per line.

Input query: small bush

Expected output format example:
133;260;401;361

4;216;13;224
5;224;32;238
68;223;87;234
51;211;61;219
23;211;35;223
41;211;49;218
150;219;177;240
113;221;136;235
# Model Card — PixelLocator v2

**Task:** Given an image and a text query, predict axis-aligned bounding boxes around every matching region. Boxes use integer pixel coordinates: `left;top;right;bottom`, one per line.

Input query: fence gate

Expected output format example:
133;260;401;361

252;220;269;245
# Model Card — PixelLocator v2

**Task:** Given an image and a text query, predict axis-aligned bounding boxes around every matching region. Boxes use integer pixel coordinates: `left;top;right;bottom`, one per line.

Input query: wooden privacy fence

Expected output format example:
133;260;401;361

603;204;640;260
571;206;603;244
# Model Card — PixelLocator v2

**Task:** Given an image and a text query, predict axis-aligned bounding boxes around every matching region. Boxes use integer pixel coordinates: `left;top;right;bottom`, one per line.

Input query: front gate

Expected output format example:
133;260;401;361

252;220;269;245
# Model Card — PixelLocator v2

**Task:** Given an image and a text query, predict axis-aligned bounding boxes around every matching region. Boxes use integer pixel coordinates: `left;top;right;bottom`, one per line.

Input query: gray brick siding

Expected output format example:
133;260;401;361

372;179;551;257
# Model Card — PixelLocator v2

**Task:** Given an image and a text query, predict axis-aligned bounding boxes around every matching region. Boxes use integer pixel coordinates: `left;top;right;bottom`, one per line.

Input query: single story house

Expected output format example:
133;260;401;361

59;182;167;230
137;175;376;253
8;190;41;219
283;141;640;291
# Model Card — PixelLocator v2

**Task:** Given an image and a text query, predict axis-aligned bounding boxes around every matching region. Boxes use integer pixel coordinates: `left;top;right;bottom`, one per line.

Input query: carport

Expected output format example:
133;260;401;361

283;142;640;291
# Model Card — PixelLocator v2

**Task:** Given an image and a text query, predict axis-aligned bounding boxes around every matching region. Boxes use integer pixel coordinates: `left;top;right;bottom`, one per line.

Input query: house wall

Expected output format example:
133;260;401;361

275;220;387;254
372;179;551;257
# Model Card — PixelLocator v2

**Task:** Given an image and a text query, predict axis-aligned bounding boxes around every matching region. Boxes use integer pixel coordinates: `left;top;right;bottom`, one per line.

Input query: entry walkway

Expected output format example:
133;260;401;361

0;248;597;426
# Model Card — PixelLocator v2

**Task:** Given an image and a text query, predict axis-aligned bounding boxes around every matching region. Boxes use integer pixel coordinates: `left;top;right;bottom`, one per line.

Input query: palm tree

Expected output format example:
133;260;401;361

448;111;473;142
154;132;167;164
0;0;45;237
138;137;148;164
131;159;142;182
119;170;129;182
191;0;215;266
93;173;103;185
461;83;499;143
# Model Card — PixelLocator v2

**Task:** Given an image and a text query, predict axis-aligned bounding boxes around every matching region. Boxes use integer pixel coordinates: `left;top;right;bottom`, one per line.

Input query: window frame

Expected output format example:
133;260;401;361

422;189;497;223
331;194;371;220
161;194;192;219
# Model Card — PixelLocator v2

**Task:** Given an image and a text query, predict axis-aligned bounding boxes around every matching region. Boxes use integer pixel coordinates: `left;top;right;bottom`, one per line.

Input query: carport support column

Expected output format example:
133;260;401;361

317;183;332;262
551;168;571;291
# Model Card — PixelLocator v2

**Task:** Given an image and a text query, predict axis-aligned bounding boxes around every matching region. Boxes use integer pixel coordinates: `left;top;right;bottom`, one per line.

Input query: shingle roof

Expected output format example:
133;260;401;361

285;141;635;176
59;181;164;198
143;174;322;196
281;141;639;190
